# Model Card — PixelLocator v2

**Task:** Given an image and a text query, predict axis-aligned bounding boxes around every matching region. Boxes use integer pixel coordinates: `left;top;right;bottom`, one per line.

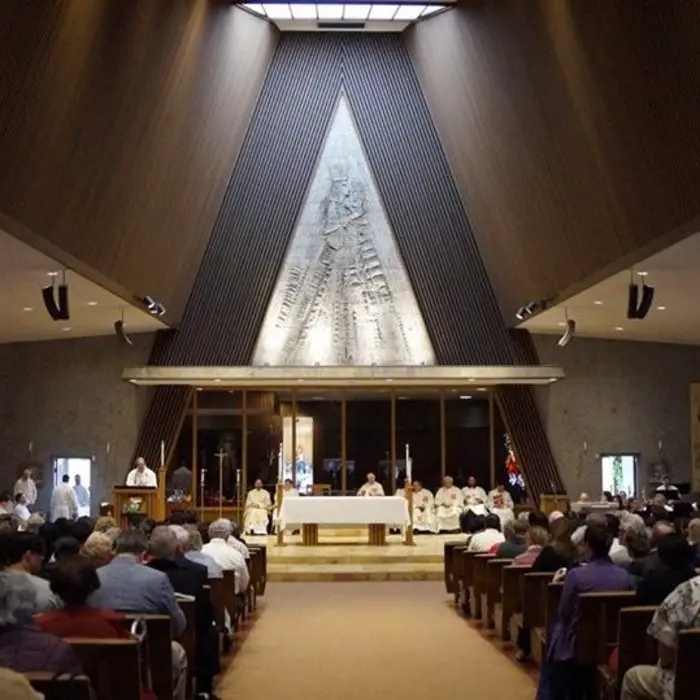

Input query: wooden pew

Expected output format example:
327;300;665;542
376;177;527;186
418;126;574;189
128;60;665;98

497;565;531;642
255;544;267;595
209;579;226;632
68;638;142;700
459;550;477;616
25;672;92;700
522;572;555;665
222;569;242;630
176;597;196;692
576;591;636;666
472;553;495;621
123;614;173;700
444;541;465;594
674;628;700;700
483;558;513;629
451;545;468;605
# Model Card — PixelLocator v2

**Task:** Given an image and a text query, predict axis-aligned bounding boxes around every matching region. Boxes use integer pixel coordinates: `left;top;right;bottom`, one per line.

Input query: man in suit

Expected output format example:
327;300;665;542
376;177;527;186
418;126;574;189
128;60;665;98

88;530;188;700
149;526;221;700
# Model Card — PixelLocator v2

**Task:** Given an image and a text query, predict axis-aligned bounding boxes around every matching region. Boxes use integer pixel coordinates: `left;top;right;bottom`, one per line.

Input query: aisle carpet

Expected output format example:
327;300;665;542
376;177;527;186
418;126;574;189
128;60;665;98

217;582;536;700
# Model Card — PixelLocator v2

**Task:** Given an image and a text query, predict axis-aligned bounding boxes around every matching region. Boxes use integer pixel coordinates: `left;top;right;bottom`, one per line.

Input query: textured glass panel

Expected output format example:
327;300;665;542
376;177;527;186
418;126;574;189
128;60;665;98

252;96;436;367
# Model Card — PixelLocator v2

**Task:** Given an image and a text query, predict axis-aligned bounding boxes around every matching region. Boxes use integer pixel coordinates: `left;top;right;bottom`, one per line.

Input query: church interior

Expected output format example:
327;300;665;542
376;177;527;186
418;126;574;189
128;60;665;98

1;1;700;699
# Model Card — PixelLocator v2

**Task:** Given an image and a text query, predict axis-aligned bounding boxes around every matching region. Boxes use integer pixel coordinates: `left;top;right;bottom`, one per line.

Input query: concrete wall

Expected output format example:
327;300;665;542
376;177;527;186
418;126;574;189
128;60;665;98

533;334;700;498
0;334;155;514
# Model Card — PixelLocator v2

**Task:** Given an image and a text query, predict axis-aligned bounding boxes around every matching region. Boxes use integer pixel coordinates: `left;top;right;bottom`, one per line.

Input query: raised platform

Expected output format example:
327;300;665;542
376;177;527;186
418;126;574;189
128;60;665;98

248;531;466;582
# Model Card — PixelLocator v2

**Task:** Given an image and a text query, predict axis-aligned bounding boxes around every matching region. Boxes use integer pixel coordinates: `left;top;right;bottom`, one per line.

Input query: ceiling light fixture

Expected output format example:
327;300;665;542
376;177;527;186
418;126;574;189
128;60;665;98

615;326;624;331
476;388;487;392
61;327;71;332
557;318;576;348
657;305;666;311
87;301;98;307
42;270;70;321
459;395;472;400
637;271;649;277
22;306;33;312
627;272;655;320
47;271;60;277
114;309;133;346
594;300;603;305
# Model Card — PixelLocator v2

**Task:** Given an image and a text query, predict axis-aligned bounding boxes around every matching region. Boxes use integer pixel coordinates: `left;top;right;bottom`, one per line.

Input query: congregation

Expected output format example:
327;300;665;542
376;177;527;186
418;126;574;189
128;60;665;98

0;505;261;700
447;493;700;700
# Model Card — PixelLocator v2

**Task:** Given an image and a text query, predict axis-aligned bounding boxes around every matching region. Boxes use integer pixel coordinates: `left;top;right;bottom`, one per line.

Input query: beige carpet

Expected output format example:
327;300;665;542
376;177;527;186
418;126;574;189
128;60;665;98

218;582;536;700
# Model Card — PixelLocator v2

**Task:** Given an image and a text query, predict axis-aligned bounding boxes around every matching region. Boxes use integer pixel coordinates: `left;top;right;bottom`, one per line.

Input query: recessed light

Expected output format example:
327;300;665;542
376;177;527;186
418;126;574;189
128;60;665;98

476;388;487;392
87;301;98;307
47;271;59;277
657;306;666;311
594;300;603;305
637;271;649;277
62;327;71;332
557;321;567;327
22;306;33;312
459;395;472;400
614;326;624;331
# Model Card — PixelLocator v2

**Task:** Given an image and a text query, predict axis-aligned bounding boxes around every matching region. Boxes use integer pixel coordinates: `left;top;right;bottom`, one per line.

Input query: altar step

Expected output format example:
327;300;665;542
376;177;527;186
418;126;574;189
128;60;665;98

268;562;443;582
267;550;442;565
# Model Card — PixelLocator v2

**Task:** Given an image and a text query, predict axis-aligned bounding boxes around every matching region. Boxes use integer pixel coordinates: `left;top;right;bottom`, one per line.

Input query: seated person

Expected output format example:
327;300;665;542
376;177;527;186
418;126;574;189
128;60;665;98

612;513;648;566
467;514;504;553
243;479;272;535
514;526;548;565
87;530;188;700
655;476;680;502
181;525;223;579
688;517;700;566
357;472;385;497
492;519;528;557
461;476;488;512
202;519;250;594
536;515;631;700
435;476;464;533
5;532;60;612
634;534;696;606
629;521;676;578
0;570;81;674
621;574;700;700
226;520;250;559
487;484;515;528
148;527;220;700
411;481;437;534
36;555;128;638
82;531;114;568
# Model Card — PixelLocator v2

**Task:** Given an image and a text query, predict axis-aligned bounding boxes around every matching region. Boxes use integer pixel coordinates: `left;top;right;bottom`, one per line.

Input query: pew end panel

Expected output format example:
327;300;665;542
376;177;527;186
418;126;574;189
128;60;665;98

675;628;700;700
24;672;92;700
483;558;513;630
499;565;532;641
123;613;174;700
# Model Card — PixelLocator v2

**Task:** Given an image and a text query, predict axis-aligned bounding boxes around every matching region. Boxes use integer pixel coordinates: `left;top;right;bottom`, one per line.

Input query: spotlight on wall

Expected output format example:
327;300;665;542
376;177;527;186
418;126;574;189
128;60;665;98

627;281;655;320
141;295;166;317
41;271;70;321
114;310;133;346
557;318;576;348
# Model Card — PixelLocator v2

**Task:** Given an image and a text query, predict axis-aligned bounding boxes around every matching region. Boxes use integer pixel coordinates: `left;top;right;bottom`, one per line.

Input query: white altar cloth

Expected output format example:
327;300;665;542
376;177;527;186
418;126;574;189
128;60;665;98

279;496;409;528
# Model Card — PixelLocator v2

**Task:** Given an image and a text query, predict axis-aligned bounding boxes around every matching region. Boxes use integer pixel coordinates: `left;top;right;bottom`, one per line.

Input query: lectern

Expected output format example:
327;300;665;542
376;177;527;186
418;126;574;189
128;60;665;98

112;485;165;527
539;494;570;516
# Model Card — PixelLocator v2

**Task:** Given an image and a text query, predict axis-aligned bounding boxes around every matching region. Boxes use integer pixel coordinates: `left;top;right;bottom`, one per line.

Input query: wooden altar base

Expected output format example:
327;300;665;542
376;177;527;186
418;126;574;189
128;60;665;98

252;532;464;582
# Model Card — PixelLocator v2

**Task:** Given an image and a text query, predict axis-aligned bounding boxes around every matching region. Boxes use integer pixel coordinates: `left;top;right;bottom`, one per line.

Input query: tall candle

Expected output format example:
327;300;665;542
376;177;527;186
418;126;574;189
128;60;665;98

160;440;165;468
278;443;283;483
405;443;412;483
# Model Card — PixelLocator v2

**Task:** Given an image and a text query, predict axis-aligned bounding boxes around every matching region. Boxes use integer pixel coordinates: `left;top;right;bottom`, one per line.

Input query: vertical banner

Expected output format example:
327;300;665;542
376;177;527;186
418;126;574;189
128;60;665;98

283;417;314;493
691;384;700;493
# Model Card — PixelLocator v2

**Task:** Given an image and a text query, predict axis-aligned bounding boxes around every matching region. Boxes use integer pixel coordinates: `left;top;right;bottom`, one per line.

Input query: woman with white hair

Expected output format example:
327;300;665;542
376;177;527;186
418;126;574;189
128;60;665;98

0;570;81;674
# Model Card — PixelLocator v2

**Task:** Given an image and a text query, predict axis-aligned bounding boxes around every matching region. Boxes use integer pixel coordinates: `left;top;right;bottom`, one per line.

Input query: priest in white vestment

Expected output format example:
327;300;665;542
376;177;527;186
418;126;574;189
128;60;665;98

358;472;385;497
50;474;79;522
126;457;158;487
14;468;38;506
487;484;515;527
244;479;272;535
461;476;488;515
411;481;437;534
274;479;299;532
435;476;464;532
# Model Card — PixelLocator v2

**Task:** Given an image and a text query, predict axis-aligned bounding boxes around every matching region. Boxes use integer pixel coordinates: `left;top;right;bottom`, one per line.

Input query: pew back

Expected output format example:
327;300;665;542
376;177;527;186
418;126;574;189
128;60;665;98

522;572;555;630
675;628;700;700
67;638;141;700
484;559;513;628
576;591;636;666
25;672;92;700
499;565;531;640
123;613;173;700
617;606;658;682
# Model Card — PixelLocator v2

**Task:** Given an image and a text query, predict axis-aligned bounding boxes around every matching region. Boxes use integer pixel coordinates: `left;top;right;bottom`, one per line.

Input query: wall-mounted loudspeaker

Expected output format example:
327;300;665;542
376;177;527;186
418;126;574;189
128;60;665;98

557;319;576;347
41;283;69;321
114;319;133;346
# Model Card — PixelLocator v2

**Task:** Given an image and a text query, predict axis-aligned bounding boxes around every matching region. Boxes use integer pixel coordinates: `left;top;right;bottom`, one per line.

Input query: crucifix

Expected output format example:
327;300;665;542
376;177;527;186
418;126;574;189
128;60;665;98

215;447;227;518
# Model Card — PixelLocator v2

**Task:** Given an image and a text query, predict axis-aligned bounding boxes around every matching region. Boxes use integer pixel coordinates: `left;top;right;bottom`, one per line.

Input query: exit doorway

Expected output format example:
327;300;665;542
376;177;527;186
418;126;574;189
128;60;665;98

52;456;92;516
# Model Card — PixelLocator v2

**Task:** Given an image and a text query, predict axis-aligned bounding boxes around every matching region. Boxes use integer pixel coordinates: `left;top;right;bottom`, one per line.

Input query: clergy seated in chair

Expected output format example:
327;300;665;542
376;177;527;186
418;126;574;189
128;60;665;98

461;476;488;512
243;480;272;536
487;484;515;528
435;476;463;533
357;473;385;497
411;481;437;534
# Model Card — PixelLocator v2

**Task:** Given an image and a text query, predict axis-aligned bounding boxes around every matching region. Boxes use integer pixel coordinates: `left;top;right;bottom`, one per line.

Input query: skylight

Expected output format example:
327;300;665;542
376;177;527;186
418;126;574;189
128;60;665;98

242;2;450;29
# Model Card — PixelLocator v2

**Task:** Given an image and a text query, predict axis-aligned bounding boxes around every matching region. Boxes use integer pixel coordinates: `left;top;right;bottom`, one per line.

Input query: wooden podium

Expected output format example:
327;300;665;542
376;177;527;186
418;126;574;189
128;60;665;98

113;482;165;527
539;493;570;516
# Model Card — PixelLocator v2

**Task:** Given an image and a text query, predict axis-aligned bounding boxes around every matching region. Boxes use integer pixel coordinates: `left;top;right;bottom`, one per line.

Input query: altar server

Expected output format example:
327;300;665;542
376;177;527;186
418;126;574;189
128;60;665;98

244;479;272;535
462;476;488;511
435;476;464;533
50;474;79;522
14;468;37;506
126;457;158;487
411;481;437;534
358;472;385;497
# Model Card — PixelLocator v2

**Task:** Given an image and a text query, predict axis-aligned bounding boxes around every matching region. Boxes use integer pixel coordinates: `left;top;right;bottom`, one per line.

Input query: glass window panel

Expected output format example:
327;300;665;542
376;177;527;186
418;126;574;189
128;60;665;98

368;4;399;19
290;3;317;19
317;3;344;19
343;3;371;20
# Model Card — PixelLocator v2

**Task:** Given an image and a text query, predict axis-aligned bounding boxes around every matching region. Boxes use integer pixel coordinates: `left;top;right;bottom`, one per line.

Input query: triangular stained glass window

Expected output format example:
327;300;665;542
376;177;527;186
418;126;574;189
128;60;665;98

252;95;435;366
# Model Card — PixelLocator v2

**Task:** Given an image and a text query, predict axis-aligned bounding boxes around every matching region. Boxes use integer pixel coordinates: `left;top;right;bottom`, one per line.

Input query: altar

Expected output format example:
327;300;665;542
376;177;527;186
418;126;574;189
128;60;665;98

278;496;409;546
